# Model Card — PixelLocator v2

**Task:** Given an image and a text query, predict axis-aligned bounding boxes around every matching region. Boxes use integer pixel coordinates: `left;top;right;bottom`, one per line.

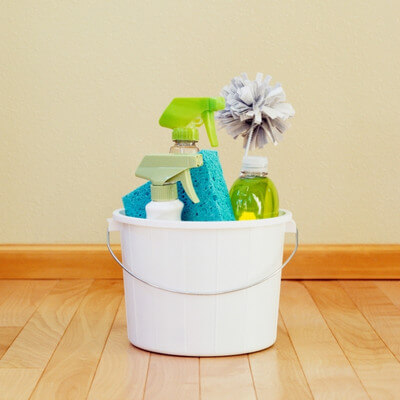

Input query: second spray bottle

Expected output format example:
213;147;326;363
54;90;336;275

135;97;226;221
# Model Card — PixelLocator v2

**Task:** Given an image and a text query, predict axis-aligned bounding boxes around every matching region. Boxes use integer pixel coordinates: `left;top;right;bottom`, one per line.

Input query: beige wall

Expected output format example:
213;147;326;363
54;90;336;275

1;1;399;244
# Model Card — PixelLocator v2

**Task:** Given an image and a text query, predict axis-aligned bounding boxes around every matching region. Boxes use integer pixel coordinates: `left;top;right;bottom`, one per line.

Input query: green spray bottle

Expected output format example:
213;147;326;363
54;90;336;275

135;154;203;220
159;97;225;153
122;96;234;221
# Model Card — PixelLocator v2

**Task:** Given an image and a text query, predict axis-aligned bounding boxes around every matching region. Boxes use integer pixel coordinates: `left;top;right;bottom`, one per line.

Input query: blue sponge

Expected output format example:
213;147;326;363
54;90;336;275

123;150;235;221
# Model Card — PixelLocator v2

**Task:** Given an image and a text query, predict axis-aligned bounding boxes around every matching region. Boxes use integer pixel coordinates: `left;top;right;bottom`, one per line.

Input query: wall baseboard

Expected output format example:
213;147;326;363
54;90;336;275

0;244;399;280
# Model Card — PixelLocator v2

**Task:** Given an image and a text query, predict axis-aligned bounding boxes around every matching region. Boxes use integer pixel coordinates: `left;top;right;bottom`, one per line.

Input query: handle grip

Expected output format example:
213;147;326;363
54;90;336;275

106;221;298;296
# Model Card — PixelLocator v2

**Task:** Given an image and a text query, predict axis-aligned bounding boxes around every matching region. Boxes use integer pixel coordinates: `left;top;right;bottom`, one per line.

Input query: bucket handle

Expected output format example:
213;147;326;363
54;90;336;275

106;223;298;296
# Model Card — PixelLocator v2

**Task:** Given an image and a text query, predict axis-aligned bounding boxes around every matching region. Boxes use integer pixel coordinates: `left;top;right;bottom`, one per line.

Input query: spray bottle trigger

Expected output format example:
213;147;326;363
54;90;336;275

172;170;200;203
201;111;219;147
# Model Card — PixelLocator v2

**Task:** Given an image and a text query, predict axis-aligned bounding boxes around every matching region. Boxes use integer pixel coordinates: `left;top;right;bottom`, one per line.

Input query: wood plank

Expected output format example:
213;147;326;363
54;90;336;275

200;356;256;400
29;280;123;400
0;281;22;305
249;314;312;400
0;280;92;368
280;281;369;400
341;281;400;361
87;299;150;400
305;280;400;400
0;327;21;358
144;354;199;400
375;281;400;308
0;368;42;400
1;244;399;279
0;280;57;326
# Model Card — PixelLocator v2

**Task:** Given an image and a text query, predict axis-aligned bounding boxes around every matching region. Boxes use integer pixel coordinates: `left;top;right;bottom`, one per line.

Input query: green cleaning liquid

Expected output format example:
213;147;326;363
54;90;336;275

229;156;279;220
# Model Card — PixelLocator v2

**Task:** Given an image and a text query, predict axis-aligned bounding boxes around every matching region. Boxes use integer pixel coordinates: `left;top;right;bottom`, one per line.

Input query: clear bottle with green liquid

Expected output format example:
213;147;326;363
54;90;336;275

230;156;279;220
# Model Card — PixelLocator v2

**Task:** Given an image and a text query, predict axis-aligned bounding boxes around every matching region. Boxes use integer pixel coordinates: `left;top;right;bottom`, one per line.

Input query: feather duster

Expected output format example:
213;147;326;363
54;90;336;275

216;73;295;155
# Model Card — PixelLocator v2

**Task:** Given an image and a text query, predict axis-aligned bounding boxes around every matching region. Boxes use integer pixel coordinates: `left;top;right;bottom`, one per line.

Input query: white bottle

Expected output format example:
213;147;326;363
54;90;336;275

135;153;203;221
145;183;184;221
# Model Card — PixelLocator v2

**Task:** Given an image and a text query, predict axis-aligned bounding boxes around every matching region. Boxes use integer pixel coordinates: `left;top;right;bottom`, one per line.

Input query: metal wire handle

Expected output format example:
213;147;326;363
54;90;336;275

107;228;298;296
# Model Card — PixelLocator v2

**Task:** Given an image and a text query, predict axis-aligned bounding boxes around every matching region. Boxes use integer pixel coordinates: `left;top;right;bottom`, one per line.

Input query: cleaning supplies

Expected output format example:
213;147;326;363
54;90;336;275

161;97;235;221
123;150;235;221
135;153;203;220
123;96;235;221
216;73;295;220
108;78;299;358
229;156;279;220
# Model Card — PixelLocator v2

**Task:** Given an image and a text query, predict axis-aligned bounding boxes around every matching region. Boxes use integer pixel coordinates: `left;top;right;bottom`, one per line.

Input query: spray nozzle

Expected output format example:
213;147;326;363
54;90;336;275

135;154;203;203
159;97;225;147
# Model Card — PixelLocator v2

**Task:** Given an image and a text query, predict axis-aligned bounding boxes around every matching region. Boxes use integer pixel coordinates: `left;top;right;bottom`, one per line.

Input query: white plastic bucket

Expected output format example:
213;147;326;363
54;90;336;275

107;208;297;356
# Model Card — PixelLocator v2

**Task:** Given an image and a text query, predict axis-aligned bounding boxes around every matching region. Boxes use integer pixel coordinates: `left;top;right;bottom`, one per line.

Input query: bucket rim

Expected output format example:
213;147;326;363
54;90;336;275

112;208;293;230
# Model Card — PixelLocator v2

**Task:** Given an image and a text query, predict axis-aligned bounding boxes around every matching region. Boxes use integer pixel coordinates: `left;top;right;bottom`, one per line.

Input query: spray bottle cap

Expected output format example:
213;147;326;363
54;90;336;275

135;154;203;202
159;97;225;147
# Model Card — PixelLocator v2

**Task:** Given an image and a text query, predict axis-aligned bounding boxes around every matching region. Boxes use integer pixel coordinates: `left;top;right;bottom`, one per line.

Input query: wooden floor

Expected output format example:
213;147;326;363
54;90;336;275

1;280;400;399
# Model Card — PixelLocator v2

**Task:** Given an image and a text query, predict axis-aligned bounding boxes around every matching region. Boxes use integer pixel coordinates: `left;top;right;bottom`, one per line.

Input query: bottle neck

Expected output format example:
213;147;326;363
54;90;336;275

169;140;199;154
240;170;268;178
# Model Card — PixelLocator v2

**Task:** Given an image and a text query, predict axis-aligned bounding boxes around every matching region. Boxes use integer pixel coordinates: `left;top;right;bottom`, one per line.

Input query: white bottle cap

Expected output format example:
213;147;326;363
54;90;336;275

241;156;268;173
